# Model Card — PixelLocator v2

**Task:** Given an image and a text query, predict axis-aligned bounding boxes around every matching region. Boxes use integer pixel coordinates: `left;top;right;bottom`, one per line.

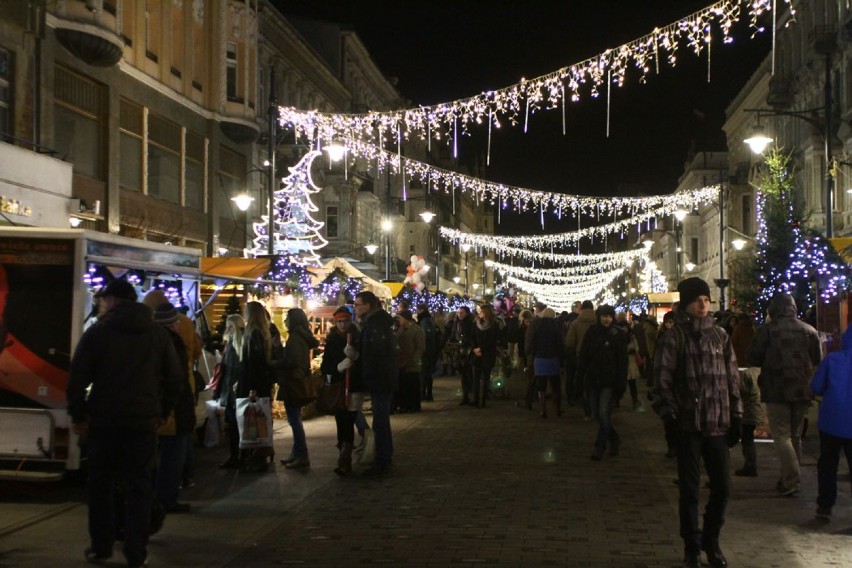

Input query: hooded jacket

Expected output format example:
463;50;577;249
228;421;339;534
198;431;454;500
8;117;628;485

68;301;183;428
747;293;821;403
811;326;852;438
564;308;596;356
655;312;742;435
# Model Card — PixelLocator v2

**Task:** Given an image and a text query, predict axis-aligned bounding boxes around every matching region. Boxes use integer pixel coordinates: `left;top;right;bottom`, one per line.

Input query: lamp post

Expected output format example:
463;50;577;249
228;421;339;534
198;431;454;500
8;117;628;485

364;225;392;280
673;209;687;284
420;209;440;291
266;67;278;255
460;243;471;295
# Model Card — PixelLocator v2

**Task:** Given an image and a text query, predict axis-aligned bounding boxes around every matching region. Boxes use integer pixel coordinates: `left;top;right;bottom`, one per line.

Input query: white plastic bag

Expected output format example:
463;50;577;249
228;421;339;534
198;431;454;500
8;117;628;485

236;396;273;450
204;400;221;448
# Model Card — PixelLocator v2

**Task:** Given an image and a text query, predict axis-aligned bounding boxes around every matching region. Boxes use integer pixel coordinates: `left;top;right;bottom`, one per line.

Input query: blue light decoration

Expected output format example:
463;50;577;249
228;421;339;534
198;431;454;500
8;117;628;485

394;284;475;314
753;152;849;321
316;269;362;306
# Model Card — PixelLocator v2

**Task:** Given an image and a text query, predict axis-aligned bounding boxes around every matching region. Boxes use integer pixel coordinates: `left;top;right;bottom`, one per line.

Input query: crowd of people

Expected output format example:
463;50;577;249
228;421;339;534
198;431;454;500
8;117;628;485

66;276;852;568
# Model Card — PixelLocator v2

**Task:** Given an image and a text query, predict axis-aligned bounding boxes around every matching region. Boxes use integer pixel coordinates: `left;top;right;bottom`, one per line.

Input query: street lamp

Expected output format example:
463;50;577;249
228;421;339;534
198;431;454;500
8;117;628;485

460;243;471;295
231;193;254;212
419;209;441;290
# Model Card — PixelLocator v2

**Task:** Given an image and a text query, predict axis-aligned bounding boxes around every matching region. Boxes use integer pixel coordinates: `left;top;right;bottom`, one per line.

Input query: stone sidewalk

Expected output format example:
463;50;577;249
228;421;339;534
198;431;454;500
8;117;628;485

1;370;851;567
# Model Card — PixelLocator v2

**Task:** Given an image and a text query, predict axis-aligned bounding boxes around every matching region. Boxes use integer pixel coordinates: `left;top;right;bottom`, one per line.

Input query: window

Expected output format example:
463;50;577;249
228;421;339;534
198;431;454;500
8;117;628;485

185;131;205;210
0;47;11;140
145;0;160;61
218;146;246;213
54;66;104;179
325;206;338;238
169;0;184;77
147;113;181;203
690;237;699;265
119;99;143;191
741;194;752;236
226;43;238;101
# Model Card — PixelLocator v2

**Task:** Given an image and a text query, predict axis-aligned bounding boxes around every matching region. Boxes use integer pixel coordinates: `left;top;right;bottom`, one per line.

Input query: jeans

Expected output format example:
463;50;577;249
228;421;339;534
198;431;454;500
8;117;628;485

472;361;494;404
156;433;190;508
765;401;809;491
676;432;730;551
588;387;619;450
87;421;158;567
816;430;852;510
370;391;394;469
421;354;436;399
284;401;308;459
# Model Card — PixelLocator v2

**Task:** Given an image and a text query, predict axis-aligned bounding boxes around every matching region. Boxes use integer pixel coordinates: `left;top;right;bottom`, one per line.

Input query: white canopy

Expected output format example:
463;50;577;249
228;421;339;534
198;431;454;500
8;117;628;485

311;257;392;300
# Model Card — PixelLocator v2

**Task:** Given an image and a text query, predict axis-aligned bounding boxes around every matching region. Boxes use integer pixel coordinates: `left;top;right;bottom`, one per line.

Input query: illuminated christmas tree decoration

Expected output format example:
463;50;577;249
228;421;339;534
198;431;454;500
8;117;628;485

251;151;328;266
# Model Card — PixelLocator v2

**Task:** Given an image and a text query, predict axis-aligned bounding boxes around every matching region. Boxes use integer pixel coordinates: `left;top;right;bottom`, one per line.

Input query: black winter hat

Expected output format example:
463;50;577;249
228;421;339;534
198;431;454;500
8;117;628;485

94;279;137;301
678;277;712;308
153;303;179;326
595;304;616;318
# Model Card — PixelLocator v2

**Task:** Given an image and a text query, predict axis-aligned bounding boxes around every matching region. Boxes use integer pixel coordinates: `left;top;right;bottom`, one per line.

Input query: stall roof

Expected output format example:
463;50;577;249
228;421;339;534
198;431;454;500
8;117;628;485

312;257;393;299
830;238;852;264
200;257;270;282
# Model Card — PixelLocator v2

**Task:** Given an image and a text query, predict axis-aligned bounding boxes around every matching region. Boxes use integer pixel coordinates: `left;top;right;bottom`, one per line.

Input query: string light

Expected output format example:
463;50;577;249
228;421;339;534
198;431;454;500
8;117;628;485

278;1;785;147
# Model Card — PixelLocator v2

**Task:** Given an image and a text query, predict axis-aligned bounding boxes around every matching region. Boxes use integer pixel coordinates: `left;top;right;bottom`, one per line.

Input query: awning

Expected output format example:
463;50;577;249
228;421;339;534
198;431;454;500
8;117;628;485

384;282;406;298
830;238;852;264
647;292;680;304
200;257;270;282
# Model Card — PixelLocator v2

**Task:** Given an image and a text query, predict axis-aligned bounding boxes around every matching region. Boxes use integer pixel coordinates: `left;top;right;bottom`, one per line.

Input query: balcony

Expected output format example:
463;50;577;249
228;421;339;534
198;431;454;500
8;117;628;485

49;2;123;67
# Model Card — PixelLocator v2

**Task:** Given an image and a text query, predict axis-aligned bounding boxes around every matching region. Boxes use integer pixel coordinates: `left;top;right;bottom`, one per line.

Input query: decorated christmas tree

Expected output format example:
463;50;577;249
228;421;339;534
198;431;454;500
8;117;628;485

751;150;847;320
252;151;328;266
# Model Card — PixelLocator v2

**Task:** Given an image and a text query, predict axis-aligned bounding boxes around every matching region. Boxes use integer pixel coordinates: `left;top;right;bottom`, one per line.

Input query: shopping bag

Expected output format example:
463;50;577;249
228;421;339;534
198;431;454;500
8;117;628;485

355;427;375;466
236;396;273;449
204;399;221;448
316;380;346;414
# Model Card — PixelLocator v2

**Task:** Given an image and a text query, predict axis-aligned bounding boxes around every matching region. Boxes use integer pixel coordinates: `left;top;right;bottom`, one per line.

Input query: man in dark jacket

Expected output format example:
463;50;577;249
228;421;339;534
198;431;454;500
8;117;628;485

655;277;742;568
577;305;627;460
748;292;821;496
416;303;438;402
354;291;399;475
67;280;183;568
452;306;475;405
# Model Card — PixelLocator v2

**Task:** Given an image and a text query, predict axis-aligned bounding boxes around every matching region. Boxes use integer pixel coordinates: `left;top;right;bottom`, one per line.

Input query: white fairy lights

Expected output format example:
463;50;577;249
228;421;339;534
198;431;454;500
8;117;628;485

278;1;785;148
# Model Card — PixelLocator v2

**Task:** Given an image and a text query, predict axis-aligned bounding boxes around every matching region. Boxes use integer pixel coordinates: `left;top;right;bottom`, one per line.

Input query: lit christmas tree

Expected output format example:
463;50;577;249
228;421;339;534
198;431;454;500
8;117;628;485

252;151;328;266
752;150;847;320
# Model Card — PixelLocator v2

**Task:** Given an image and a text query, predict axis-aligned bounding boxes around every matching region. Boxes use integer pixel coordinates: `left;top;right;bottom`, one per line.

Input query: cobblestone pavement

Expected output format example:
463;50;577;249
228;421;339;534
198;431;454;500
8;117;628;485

1;370;851;567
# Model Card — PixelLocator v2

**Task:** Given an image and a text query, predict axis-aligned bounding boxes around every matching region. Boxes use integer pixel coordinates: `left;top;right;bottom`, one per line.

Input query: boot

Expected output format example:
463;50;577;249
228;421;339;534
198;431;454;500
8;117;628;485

335;443;353;476
700;535;727;567
538;392;547;418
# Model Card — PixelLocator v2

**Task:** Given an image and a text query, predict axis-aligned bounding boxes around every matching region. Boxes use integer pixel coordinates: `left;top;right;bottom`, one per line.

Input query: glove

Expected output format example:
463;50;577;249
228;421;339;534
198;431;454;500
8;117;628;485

337;358;353;373
343;344;358;359
727;416;742;448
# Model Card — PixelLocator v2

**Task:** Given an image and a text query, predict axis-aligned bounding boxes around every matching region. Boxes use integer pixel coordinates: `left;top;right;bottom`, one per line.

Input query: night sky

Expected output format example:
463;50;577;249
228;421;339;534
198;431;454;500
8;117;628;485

277;1;771;231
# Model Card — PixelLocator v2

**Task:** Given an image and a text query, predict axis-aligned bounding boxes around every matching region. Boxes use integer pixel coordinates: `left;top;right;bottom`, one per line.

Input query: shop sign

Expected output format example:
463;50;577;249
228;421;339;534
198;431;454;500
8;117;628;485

0;195;33;217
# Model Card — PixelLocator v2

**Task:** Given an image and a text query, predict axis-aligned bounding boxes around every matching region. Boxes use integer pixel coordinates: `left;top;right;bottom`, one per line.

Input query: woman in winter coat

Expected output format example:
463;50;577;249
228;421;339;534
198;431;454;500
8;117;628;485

527;307;564;418
470;304;505;407
240;301;274;399
320;307;363;476
278;308;319;470
577;305;628;461
214;314;245;469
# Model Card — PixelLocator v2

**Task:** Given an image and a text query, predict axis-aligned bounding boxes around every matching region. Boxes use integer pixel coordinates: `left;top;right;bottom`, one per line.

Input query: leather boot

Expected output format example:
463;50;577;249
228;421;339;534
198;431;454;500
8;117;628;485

334;442;353;476
701;535;727;567
538;392;547;418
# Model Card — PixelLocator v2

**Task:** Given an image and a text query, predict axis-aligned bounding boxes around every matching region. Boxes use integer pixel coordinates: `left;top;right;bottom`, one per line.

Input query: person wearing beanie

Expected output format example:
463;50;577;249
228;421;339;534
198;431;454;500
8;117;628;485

396;309;425;412
320;305;364;476
151;303;195;514
143;289;202;489
68;281;183;567
655;276;742;568
416;303;439;403
577;305;627;460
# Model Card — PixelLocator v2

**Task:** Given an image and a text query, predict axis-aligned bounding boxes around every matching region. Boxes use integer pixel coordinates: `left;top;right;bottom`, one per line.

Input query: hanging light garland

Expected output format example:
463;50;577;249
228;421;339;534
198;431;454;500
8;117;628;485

440;188;715;250
489;252;647;281
279;1;786;147
320;137;721;218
